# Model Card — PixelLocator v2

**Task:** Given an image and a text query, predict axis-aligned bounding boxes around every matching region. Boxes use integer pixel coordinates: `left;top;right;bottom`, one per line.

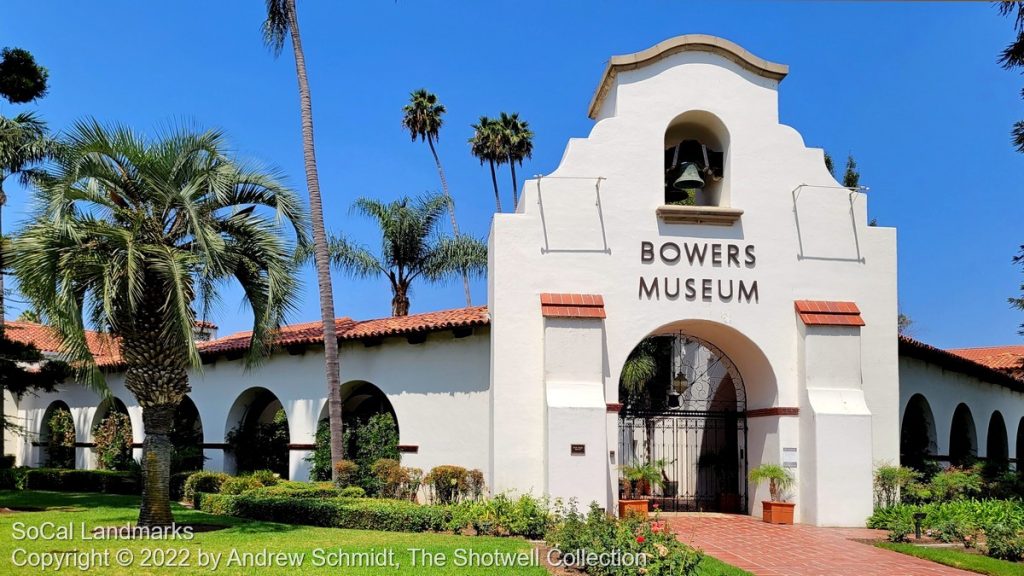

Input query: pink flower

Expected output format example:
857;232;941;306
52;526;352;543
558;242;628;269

652;503;660;510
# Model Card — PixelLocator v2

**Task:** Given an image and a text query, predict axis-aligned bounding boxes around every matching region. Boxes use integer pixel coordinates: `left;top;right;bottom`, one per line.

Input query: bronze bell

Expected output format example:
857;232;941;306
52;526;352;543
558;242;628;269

672;162;705;190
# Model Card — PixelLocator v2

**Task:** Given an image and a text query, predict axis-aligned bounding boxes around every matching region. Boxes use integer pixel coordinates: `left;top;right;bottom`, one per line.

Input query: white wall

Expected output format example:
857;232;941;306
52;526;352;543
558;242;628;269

15;327;492;487
899;356;1024;465
488;37;898;526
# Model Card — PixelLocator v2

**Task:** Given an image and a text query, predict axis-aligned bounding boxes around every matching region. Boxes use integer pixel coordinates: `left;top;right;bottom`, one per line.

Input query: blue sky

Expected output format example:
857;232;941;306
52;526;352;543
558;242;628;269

1;1;1021;349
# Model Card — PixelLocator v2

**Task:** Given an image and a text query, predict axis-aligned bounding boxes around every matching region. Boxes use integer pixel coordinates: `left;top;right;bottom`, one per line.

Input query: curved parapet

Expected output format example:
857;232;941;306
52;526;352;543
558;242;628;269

588;34;789;119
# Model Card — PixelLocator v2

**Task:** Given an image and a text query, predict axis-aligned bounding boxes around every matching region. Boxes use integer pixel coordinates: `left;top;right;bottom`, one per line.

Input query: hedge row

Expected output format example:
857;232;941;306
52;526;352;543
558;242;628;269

22;469;139;495
199;493;450;533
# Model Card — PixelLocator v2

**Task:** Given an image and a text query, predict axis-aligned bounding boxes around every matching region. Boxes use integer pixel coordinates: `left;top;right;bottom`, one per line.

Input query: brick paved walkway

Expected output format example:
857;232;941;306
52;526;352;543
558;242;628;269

667;514;974;576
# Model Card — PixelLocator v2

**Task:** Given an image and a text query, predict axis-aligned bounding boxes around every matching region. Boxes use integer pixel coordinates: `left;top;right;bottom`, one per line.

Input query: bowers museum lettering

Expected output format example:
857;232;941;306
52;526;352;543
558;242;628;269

639;241;758;303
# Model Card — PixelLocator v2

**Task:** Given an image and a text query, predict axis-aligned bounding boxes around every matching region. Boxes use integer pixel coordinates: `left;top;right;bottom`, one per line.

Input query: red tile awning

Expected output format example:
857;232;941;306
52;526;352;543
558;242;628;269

794;300;865;327
540;293;606;319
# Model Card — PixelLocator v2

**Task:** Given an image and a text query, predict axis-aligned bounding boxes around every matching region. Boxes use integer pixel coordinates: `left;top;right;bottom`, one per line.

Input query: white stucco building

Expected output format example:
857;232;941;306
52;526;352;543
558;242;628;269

5;35;1023;527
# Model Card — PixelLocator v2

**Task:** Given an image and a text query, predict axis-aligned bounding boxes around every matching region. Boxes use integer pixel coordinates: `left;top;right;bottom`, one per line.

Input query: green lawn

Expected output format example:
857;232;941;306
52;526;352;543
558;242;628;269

877;542;1023;576
0;491;750;575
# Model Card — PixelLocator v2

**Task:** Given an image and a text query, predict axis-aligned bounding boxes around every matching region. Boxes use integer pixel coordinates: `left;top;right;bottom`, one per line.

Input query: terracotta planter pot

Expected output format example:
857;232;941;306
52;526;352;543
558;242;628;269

618;499;649;519
761;501;795;524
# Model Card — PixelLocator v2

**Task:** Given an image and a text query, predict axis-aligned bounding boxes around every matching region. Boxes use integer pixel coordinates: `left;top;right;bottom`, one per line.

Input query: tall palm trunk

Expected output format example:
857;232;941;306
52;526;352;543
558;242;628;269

124;299;189;527
427;136;471;307
285;0;344;476
392;284;410;317
0;190;5;452
508;159;519;210
488;159;502;213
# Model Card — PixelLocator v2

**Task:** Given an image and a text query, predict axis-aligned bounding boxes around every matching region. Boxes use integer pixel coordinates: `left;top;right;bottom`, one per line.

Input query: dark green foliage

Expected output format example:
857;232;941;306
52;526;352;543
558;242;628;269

305;418;331;481
182;471;230;507
169;403;204;474
169;471;192;501
45;407;75;469
0;48;48;104
1;336;69;434
868;499;1024;551
198;493;450;533
0;466;28;489
347;413;400;494
92;411;134;471
23;468;138;494
986;523;1024;561
226;408;289;478
0;455;15;469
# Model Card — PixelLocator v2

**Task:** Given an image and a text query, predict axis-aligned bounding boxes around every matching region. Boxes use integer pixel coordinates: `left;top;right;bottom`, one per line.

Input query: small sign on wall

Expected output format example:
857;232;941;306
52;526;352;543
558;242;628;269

571;444;586;456
782;447;798;469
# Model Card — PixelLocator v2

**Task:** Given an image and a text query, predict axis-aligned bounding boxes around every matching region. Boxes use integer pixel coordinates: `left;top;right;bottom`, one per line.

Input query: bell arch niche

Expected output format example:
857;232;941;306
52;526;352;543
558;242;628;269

663;110;730;208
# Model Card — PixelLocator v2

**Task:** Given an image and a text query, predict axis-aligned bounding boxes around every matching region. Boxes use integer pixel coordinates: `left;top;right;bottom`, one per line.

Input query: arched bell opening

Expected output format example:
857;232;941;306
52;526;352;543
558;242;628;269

663;110;729;207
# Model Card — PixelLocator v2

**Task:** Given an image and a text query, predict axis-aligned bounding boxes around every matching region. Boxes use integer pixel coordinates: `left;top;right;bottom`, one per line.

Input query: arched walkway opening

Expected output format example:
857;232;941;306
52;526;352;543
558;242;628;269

618;331;747;513
225;387;289;478
40;401;74;469
170;396;204;473
949;403;978;467
986;411;1009;472
900;394;937;473
90;397;133;470
308;382;399;482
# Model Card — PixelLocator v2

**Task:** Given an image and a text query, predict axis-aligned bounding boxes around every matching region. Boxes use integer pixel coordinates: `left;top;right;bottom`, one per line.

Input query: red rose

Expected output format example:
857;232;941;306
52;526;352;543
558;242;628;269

636;536;645;543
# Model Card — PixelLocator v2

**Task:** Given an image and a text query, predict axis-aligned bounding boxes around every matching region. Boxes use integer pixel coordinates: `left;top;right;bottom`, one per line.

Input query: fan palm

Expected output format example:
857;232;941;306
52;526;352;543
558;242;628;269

329;194;487;316
498;112;534;208
0;113;53;450
402;89;472;307
469;116;506;212
9;121;306;527
263;0;346;481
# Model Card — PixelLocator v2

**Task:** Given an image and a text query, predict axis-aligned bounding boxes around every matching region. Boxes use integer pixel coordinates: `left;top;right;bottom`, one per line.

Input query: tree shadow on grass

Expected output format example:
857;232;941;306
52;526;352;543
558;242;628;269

0;490;139;511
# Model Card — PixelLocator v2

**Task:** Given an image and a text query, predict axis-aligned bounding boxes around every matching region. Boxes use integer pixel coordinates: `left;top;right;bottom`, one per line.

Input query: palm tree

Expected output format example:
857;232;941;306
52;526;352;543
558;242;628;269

498;112;534;208
10;121;306;527
469;116;505;212
329;194;487;316
263;0;345;480
401;89;472;307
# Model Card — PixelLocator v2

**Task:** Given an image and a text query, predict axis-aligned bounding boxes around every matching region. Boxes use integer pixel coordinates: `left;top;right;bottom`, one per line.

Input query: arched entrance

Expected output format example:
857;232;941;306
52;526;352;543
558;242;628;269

170;396;204;473
89;397;133;470
900;394;937;472
986;411;1009;470
949;403;977;466
618;332;747;512
225;387;289;478
40;401;75;469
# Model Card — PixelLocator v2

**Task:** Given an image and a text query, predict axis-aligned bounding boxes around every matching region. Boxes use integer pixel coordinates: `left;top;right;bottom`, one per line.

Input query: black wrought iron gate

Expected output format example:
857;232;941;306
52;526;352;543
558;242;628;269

618;410;748;512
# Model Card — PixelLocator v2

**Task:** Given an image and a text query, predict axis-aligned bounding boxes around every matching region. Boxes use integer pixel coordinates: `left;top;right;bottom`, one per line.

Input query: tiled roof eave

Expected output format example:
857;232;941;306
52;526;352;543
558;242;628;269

899;335;1024;393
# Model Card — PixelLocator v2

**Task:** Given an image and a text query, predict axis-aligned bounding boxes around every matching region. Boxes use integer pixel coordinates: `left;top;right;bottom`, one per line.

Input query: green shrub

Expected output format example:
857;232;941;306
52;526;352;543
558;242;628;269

247;481;341;499
23;468;138;494
333;460;359;488
249;470;280;486
425;465;484;505
220;475;266;495
546;501;703;576
449;493;552;538
92;411;134;471
305;419;332;481
371;459;422;500
348;413;400;494
46;407;75;469
0;466;28;490
985;523;1024;561
199;493;450;533
183;471;229;506
929;466;983;502
873;464;919;509
340;486;365;498
169;471;195;501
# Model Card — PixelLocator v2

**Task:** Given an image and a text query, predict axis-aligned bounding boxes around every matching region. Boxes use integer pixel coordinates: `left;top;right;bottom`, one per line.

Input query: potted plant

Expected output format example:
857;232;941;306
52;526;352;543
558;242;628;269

619;459;668;518
748;464;795;524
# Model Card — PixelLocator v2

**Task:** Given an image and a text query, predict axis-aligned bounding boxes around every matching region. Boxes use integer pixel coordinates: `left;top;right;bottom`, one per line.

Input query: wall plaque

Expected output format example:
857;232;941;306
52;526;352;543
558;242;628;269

570;444;586;456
